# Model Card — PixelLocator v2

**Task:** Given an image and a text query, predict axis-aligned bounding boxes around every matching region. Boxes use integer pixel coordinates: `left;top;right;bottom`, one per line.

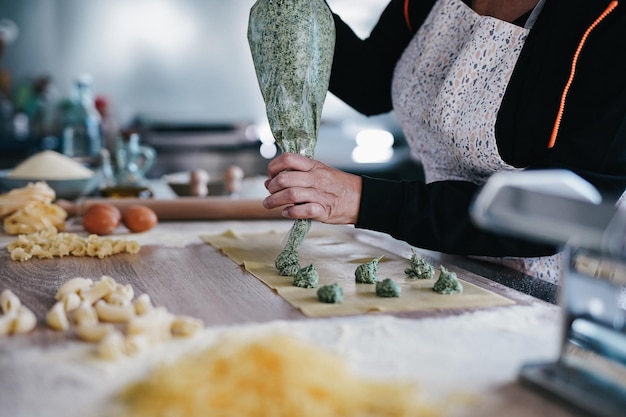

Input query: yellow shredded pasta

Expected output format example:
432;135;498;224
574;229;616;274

116;334;442;417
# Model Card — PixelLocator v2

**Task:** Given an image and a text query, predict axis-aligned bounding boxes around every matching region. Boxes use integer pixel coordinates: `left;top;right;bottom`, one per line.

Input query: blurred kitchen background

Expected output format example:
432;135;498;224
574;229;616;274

0;0;423;189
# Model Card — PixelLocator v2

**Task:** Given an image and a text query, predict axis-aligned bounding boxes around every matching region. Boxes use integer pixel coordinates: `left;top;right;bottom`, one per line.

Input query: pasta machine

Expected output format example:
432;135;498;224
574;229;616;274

471;169;626;417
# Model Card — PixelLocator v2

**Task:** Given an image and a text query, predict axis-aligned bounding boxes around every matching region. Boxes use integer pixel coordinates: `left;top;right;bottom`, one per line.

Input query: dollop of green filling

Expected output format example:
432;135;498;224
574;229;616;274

432;266;463;294
275;248;300;276
404;249;435;279
355;255;383;284
317;283;343;303
375;278;401;298
293;264;319;288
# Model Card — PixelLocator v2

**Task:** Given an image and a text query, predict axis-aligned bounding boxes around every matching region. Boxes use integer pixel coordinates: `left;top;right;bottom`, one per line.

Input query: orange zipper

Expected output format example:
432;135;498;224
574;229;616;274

404;0;412;32
548;1;619;148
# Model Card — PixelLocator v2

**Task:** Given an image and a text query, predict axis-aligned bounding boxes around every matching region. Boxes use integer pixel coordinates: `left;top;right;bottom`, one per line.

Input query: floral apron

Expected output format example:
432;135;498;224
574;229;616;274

391;0;562;283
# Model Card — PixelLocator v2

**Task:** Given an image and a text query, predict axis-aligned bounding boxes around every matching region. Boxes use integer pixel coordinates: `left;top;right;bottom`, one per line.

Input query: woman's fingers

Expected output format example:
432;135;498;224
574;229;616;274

265;170;312;194
263;153;362;224
266;153;315;179
282;202;325;219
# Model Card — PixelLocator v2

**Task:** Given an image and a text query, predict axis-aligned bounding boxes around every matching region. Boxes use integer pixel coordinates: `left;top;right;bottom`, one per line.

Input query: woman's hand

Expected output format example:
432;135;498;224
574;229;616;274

263;153;362;224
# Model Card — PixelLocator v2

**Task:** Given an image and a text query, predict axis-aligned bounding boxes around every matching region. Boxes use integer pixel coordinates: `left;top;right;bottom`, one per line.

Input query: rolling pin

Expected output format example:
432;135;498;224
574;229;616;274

57;197;285;220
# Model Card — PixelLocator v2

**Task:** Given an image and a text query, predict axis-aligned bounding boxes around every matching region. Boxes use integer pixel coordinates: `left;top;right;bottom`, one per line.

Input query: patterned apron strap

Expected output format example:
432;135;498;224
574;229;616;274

525;0;547;29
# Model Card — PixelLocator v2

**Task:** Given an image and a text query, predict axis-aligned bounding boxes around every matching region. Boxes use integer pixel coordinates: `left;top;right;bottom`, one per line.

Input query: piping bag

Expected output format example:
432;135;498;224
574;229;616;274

247;0;335;273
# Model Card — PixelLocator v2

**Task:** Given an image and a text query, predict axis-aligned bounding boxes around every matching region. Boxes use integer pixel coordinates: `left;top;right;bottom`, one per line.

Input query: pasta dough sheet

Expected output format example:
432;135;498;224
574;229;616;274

201;227;514;317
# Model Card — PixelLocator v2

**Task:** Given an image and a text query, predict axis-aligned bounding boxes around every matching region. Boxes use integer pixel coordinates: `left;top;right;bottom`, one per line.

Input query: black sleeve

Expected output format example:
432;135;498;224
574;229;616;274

355;176;559;257
328;0;437;115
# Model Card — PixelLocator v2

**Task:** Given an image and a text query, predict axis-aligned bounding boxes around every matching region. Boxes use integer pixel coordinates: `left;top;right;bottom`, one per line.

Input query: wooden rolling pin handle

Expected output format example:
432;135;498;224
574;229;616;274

58;197;285;220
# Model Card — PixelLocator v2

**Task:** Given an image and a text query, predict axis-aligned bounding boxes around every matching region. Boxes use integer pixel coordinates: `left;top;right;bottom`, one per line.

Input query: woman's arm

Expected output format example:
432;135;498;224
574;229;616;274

263;153;558;257
328;0;437;115
356;176;558;257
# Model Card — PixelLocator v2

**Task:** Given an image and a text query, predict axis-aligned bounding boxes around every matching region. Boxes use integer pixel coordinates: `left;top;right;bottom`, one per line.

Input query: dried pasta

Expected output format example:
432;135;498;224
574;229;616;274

7;228;141;261
46;301;70;331
170;315;204;337
95;300;136;323
4;201;67;235
105;284;134;306
124;334;153;356
61;292;81;312
73;302;99;326
55;277;93;301
0;181;55;218
13;306;37;334
0;290;37;335
127;307;173;343
79;276;117;305
1;289;21;314
133;294;153;315
76;323;115;343
96;330;127;360
0;311;17;335
37;275;204;359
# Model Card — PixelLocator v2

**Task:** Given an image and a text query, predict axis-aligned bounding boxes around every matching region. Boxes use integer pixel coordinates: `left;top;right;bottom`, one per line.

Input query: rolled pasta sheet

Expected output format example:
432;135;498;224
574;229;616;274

55;277;93;301
79;275;117;305
171;315;204;338
133;293;153;315
0;311;17;335
96;330;127;360
61;292;82;312
13;306;37;334
76;323;114;343
46;301;70;331
1;289;21;314
95;300;135;323
73;301;99;326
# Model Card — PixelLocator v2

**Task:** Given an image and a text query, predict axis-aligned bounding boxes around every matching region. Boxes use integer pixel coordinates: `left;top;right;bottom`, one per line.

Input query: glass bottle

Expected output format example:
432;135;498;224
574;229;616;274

100;131;156;198
61;74;102;162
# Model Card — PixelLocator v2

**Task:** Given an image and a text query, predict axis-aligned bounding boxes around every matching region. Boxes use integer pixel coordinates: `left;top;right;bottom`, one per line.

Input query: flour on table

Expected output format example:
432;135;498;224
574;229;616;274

0;302;562;417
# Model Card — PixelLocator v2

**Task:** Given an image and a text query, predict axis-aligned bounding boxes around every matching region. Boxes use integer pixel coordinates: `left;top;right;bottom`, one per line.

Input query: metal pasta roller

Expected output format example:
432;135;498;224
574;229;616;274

471;169;626;417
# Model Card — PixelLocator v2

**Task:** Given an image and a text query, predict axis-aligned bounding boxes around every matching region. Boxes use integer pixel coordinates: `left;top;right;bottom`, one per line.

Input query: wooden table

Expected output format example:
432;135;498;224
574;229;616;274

0;219;586;417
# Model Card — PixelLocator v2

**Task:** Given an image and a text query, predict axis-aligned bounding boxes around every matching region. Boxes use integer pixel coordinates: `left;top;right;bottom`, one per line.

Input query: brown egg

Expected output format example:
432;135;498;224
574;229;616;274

82;203;121;235
122;205;158;233
85;203;121;222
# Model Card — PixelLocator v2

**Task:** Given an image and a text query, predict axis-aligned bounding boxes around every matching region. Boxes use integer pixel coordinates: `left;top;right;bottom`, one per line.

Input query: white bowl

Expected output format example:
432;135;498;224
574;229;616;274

0;169;101;201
